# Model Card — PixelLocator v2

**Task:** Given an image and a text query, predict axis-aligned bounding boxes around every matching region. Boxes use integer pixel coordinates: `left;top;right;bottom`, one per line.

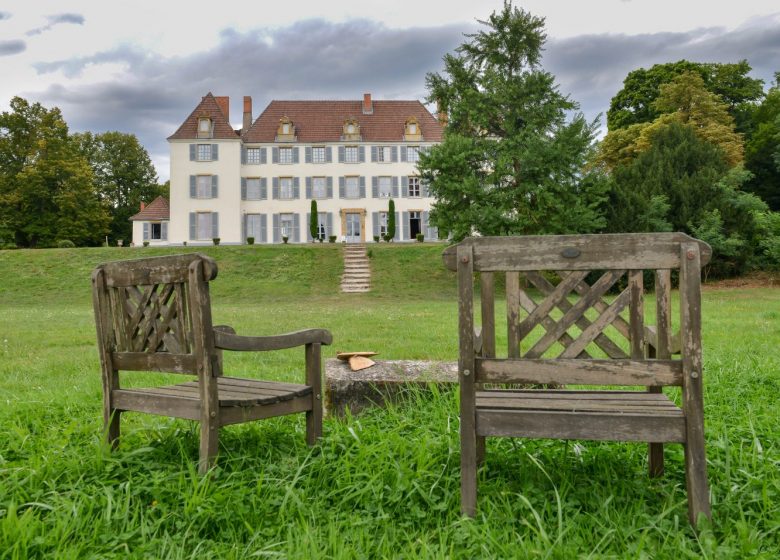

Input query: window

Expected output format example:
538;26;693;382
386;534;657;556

279;147;293;164
150;223;162;240
312;147;326;163
280;177;294;199
197;175;212;198
379;212;389;237
378;176;392;198
246;178;262;200
246;214;263;239
347;124;355;134
345;176;359;199
312;177;327;199
197;213;212;240
196;144;212;161
280;213;294;238
409;122;417;134
198;118;212;138
406;146;420;163
246;148;261;164
377;146;392;162
408;176;421;197
345;146;359;163
316;212;327;239
282;123;291;135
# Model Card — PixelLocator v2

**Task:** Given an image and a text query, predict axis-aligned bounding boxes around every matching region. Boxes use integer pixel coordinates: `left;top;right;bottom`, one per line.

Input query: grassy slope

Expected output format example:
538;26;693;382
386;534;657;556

1;244;779;558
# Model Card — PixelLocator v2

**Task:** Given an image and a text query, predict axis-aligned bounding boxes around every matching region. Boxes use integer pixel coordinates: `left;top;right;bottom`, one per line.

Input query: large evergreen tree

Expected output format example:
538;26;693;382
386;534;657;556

419;2;606;241
743;73;780;210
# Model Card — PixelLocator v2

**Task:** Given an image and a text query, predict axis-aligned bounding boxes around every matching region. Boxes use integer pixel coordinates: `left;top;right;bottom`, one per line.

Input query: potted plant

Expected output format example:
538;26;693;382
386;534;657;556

247;236;255;245
212;237;220;246
329;235;337;243
282;236;289;244
142;241;149;247
416;233;425;243
373;235;380;243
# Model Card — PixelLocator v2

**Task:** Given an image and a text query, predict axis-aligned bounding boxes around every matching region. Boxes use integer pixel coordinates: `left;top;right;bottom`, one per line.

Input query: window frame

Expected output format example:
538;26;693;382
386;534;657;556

377;146;392;163
312;176;327;199
246;213;263;239
408;176;421;198
280;213;294;238
379;211;389;237
345;176;360;199
150;222;162;240
312;146;326;164
196;212;212;240
196;144;212;161
345;146;359;164
197;118;212;139
279;177;294;200
196;175;212;199
279;147;293;164
378;176;392;198
246;178;263;200
406;146;420;163
246;148;261;165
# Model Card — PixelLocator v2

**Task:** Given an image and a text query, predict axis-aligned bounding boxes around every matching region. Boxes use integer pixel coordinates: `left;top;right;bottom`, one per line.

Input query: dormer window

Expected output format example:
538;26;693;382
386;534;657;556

198;117;213;139
341;118;361;141
404;117;423;141
276;116;296;142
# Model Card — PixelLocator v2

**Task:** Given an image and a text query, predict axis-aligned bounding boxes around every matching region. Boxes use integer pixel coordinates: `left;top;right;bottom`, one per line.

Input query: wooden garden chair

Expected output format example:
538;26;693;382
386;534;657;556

91;253;332;473
443;233;712;525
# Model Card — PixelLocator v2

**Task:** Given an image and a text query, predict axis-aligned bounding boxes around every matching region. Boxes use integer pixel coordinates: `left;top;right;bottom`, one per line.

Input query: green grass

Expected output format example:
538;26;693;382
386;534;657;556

1;244;779;558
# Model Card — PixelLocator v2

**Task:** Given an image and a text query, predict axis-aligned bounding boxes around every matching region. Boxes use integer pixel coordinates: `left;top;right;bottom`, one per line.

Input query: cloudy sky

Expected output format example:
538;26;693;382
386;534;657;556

2;0;779;181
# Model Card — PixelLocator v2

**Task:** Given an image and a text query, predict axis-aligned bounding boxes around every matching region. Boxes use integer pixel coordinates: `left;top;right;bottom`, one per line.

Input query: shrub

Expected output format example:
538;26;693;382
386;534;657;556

383;233;393;242
329;235;337;243
57;239;76;248
212;238;220;246
367;249;373;258
183;241;187;247
387;199;396;240
247;237;255;245
416;233;425;242
374;235;380;243
282;236;289;244
142;241;149;247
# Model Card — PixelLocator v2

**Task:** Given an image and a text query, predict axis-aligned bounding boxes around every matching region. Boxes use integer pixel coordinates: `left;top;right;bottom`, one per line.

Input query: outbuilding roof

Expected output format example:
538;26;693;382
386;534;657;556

129;196;170;221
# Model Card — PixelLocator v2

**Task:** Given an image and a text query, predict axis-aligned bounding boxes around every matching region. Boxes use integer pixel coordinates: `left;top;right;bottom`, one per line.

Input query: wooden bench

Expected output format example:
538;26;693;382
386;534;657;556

91;253;332;473
443;233;712;526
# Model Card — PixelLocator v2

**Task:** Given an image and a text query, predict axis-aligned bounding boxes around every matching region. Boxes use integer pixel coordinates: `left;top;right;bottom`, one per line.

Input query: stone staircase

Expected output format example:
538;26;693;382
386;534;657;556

341;244;371;293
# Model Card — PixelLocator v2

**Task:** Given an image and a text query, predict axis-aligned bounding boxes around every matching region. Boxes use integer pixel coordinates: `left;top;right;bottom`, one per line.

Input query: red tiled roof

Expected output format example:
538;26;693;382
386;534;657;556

129;196;170;221
168;93;239;140
242;99;443;143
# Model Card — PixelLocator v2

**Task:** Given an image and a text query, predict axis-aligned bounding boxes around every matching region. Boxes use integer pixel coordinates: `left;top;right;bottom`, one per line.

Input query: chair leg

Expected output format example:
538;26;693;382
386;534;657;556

105;408;120;450
648;442;664;477
305;343;323;446
198;421;219;475
476;435;486;467
684;440;711;526
306;400;322;446
461;426;477;517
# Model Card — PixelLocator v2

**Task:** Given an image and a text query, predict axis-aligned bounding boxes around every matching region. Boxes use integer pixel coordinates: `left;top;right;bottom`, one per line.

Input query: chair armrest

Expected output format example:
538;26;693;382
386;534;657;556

213;327;333;352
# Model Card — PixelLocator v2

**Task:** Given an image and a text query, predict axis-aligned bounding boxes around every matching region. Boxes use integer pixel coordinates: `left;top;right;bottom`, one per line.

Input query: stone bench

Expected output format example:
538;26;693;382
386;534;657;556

324;359;458;416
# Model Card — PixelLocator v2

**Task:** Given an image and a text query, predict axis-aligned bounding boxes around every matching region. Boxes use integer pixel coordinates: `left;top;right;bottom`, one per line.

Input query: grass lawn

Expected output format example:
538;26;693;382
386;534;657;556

1;244;779;558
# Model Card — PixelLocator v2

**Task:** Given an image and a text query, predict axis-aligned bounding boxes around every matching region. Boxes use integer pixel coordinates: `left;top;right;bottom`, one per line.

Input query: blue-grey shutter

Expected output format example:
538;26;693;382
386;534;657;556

273;214;280;243
371;176;378;198
306;177;312;199
293;147;300;164
327;213;333;237
326;147;333;163
161;222;168;241
392;176;399;198
401;176;409;197
292;213;300;243
422;180;429;198
211;175;218;198
190;175;196;198
293;177;300;199
339;177;345;198
306;213;312;241
211;144;218;161
359;176;366;198
241;178;247;200
423;212;429;240
189;213;196;240
272;177;279;199
241;146;247;164
189;144;196;161
242;214;246;242
372;212;379;237
402;211;409;240
212;213;219;238
371;146;378;162
359;146;366;162
143;223;149;240
338;146;345;163
260;147;267;164
305;146;312;163
391;146;398;162
272;147;279;163
394;212;401;241
326;177;333;198
260;214;267;243
260;178;267;199
400;146;407;162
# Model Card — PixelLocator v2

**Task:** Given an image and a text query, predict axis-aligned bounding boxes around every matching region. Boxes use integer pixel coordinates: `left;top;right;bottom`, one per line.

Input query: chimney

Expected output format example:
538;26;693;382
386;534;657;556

243;96;252;132
362;92;373;115
215;96;230;121
436;99;448;127
140;201;146;211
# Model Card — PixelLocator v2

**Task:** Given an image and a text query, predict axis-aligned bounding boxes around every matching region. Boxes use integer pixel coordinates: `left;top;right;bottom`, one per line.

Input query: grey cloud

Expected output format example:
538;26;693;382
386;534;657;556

27;12;85;36
0;39;25;56
0;11;11;20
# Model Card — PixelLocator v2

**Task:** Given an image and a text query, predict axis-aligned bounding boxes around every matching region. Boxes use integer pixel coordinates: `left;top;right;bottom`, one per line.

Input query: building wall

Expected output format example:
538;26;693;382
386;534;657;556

161;139;438;245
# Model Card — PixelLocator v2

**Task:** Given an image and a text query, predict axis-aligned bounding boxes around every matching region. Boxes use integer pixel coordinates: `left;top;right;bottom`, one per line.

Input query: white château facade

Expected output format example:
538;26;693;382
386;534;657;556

132;92;444;246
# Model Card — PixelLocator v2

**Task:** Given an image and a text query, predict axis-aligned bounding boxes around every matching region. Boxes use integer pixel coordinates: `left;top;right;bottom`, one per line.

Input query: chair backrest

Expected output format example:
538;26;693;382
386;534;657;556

91;253;218;376
443;233;711;388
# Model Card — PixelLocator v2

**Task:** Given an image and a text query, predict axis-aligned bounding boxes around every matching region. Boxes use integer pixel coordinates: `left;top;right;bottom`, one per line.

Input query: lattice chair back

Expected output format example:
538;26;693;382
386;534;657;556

91;253;218;377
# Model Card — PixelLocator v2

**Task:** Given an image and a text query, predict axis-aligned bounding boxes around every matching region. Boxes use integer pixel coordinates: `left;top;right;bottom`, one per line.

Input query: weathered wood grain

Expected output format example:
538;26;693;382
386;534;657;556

458;243;477;517
214;328;333;351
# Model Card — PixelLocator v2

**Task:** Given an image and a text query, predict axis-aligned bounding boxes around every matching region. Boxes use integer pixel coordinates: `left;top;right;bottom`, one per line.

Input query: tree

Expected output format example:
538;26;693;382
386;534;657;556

386;199;396;241
72;131;160;243
607;60;765;132
743;74;780;210
309;199;319;240
0;97;109;247
419;2;606;241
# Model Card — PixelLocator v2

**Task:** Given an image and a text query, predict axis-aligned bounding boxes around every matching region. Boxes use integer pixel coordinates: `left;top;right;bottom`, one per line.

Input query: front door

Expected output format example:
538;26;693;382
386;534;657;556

409;211;421;240
346;213;361;243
